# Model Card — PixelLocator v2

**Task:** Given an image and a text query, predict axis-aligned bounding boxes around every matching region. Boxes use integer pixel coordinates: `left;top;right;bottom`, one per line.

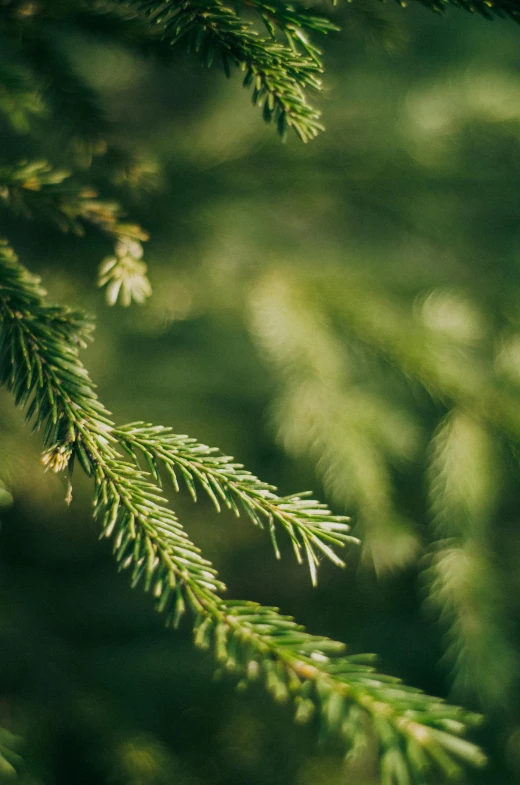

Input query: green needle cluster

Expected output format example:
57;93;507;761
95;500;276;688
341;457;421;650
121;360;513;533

0;239;487;784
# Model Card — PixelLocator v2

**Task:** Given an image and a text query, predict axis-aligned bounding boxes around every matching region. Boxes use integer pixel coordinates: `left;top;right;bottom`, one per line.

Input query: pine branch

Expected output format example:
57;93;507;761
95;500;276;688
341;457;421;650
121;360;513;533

0;161;152;306
249;270;420;573
0;237;349;593
425;410;517;708
0;239;223;604
0;241;487;782
128;0;327;141
116;422;356;585
239;0;338;60
0;160;140;237
190;598;486;780
49;0;336;65
320;275;520;443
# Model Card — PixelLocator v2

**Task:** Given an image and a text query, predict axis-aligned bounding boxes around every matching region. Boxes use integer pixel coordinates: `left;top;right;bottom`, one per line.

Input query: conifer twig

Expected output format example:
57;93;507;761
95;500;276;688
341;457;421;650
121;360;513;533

129;0;327;140
425;410;517;708
249;270;420;573
0;241;487;783
0;239;223;603
0;161;145;239
116;422;357;585
319;275;520;441
0;161;152;306
240;0;338;61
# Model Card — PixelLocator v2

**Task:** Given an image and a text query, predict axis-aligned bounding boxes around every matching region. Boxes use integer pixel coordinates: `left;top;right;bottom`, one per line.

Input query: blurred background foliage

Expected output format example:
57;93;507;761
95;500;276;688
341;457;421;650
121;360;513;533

0;0;520;783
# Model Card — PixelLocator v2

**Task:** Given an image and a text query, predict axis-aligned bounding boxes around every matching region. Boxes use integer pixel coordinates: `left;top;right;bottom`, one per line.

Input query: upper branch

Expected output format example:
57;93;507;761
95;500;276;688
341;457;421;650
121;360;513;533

127;0;327;140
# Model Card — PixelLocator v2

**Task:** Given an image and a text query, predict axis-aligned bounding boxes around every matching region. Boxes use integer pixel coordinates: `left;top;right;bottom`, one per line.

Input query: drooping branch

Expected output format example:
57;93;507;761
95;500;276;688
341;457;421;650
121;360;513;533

0;240;487;782
248;270;420;573
127;0;328;140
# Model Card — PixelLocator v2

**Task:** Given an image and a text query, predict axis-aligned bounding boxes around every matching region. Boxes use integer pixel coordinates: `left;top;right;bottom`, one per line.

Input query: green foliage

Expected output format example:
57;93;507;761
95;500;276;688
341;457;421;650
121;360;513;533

425;411;517;707
248;264;520;708
117;422;356;583
0;0;519;783
128;0;329;140
0;235;486;783
249;270;421;573
0;160;152;305
0;0;518;148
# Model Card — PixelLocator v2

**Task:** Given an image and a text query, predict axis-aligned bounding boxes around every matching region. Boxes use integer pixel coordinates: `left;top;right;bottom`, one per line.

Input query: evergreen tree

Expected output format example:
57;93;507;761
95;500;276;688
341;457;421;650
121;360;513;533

0;1;519;783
